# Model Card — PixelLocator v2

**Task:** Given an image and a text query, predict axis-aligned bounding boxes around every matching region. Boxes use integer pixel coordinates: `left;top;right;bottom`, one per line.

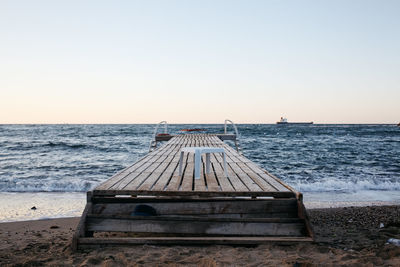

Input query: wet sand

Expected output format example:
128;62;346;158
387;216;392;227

0;205;399;266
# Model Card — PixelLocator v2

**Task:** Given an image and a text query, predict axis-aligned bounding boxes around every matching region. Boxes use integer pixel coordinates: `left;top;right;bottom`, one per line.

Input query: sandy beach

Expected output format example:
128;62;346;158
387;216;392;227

0;205;399;266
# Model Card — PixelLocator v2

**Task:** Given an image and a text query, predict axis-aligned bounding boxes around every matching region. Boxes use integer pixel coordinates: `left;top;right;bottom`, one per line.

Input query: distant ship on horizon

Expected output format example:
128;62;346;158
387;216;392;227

276;117;313;125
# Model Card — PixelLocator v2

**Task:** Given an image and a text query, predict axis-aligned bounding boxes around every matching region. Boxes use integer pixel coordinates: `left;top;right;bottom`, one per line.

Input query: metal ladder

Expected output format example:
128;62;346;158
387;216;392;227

149;121;168;152
224;119;243;155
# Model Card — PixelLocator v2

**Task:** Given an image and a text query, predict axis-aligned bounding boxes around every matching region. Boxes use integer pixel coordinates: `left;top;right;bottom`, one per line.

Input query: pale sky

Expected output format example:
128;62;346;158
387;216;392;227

1;0;399;124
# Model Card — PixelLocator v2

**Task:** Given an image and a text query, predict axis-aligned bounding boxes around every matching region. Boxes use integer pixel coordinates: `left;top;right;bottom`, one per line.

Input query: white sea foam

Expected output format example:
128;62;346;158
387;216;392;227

291;179;400;192
0;179;99;192
3;179;400;194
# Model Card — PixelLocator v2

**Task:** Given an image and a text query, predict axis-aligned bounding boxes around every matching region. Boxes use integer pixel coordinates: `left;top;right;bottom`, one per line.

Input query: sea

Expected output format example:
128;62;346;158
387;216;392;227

0;124;399;222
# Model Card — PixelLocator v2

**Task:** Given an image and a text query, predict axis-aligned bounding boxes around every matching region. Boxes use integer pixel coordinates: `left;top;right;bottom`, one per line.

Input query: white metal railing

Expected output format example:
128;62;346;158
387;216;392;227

224;119;242;155
149;120;242;154
149;121;168;152
152;121;168;137
224;119;239;136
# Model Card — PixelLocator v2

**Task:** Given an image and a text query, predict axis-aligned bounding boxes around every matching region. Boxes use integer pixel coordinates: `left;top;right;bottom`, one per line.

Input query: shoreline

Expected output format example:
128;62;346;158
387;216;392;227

1;205;399;266
1;201;400;224
2;191;400;223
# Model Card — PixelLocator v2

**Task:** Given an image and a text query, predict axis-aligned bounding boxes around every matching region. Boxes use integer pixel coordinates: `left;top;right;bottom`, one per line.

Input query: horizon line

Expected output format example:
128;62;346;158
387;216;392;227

0;122;398;125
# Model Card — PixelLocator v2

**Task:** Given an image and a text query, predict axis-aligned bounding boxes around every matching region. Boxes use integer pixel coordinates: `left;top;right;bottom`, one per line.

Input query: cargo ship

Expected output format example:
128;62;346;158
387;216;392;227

276;117;313;125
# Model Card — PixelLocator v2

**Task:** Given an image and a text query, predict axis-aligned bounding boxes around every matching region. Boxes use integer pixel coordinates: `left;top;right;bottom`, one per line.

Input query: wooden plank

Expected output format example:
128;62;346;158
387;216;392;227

113;144;176;190
236;162;277;192
202;137;232;191
204;172;220;191
210;151;248;191
89;214;302;223
92;189;295;198
164;153;187;191
263;169;297;192
166;213;296;219
209;135;291;193
164;136;193;191
221;144;290;192
216;134;237;141
125;143;180;191
193;158;207;191
297;194;315;240
155;135;174;142
180;154;194;191
87;216;305;236
211;161;235;191
252;168;291;192
95;153;157;190
224;163;250;191
91;196;292;203
224;147;252;163
71;202;92;251
183;136;196;195
227;162;262;191
78;236;313;248
155;155;173;163
150;159;179;191
91;199;298;216
125;161;170;191
138;162;173;191
113;160;158;190
203;139;239;192
99;143;171;191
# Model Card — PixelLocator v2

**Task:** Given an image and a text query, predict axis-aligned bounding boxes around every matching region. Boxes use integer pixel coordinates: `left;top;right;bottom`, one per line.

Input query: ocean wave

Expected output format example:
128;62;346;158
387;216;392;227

3;141;89;151
291;179;400;192
0;179;99;192
44;141;88;149
1;178;399;193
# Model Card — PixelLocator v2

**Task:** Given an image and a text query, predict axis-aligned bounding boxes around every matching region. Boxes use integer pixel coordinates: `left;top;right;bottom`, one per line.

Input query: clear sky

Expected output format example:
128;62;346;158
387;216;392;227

1;0;399;124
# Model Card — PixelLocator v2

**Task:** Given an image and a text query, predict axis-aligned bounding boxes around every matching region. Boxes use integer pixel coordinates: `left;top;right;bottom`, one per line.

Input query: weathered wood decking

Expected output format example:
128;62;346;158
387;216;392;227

73;134;313;250
95;134;293;197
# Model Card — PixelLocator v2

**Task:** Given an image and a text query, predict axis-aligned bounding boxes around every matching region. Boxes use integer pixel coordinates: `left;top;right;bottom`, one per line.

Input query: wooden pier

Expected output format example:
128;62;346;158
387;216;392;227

73;134;313;250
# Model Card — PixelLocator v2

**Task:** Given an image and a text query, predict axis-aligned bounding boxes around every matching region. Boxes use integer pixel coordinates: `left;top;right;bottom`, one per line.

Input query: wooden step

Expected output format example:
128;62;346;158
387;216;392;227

78;236;313;247
91;198;298;218
86;214;306;237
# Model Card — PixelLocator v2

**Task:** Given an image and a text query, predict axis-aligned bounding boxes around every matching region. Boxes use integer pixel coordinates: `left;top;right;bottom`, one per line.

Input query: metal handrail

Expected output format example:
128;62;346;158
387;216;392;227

224;119;242;154
153;121;168;137
149;121;168;152
224;119;239;137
